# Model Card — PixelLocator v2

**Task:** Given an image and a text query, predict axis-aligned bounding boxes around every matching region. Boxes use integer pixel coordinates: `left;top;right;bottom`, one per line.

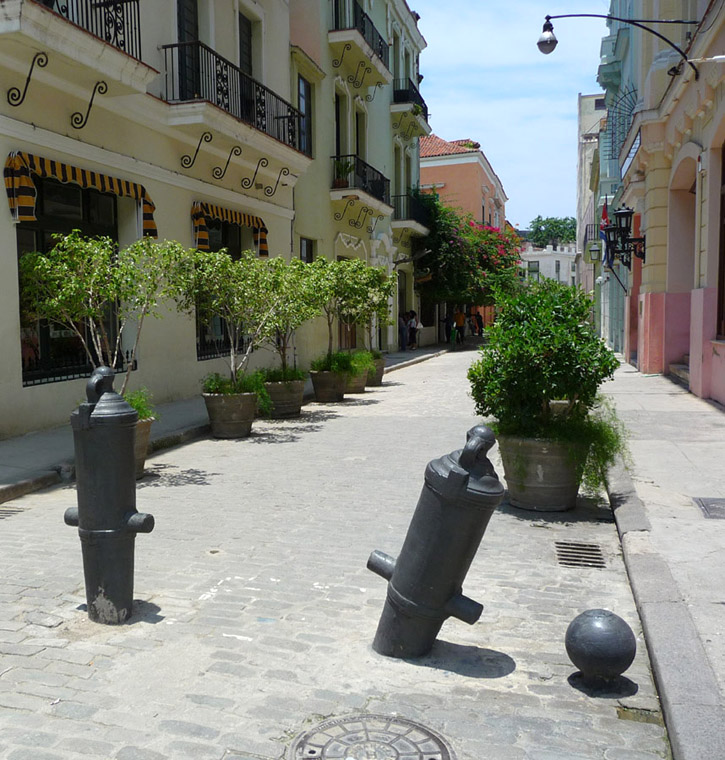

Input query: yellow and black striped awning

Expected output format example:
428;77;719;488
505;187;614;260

192;201;268;255
4;151;157;237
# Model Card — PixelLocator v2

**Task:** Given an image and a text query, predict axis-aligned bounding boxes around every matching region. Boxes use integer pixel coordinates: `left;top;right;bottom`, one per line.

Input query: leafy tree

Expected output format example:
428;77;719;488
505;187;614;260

413;192;522;305
527;215;576;248
261;257;322;375
171;248;276;383
308;257;372;359
19;231;187;395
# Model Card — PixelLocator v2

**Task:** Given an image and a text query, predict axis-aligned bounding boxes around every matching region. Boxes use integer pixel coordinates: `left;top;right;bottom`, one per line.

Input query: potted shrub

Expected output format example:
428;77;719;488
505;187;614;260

355;266;397;387
124;387;156;479
259;257;321;417
307;257;370;402
345;349;376;393
171;248;276;438
332;158;355;189
467;279;625;511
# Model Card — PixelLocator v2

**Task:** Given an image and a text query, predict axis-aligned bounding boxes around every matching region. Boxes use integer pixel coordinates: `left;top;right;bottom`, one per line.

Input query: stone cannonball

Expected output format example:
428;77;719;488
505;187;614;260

565;609;637;681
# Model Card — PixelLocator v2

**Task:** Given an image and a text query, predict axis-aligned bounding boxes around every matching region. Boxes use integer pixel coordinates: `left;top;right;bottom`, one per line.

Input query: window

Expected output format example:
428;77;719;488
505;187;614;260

300;237;315;263
17;178;118;386
527;261;540;282
298;75;312;157
239;11;253;76
555;260;561;280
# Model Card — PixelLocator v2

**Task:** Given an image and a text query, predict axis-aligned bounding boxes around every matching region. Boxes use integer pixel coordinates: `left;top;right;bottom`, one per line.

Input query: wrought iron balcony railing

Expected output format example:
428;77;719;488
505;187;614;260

393;79;428;122
332;154;390;206
331;0;390;70
392;193;430;228
35;0;142;60
162;41;305;154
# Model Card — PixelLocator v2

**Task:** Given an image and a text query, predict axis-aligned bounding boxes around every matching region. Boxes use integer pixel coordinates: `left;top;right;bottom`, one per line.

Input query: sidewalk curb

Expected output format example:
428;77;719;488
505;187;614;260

608;456;725;760
384;348;450;373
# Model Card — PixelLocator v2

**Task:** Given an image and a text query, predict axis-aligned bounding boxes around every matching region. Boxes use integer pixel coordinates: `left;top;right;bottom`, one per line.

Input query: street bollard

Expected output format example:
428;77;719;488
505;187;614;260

367;425;504;658
64;367;154;624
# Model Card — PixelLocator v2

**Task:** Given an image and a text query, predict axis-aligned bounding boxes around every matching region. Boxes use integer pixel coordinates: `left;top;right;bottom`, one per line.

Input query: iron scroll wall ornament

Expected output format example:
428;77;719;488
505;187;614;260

181;132;212;169
348;61;372;88
366;82;384;102
368;214;385;234
350;206;373;229
71;80;107;129
332;43;352;68
241;157;269;190
265;167;290;197
334;198;356;223
7;52;48;107
212;146;242;180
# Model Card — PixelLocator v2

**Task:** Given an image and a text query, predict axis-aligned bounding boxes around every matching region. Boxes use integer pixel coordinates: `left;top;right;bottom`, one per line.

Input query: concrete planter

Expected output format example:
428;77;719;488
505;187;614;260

498;435;582;512
265;380;304;418
134;417;154;480
310;370;346;402
345;369;368;394
366;358;386;387
203;392;256;438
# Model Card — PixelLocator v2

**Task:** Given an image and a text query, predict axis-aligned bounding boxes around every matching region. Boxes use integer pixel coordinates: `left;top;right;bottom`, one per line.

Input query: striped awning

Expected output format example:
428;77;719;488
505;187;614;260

4;152;157;237
192;201;268;255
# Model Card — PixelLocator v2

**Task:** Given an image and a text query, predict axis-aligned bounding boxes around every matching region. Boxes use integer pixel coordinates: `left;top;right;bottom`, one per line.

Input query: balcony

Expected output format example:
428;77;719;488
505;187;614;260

329;0;392;89
161;41;308;156
35;0;142;60
391;193;430;238
391;78;431;140
330;154;392;225
1;0;156;95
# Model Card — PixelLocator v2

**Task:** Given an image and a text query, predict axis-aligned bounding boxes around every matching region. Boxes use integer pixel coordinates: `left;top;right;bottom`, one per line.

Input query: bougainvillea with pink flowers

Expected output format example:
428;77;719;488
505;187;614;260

413;192;522;304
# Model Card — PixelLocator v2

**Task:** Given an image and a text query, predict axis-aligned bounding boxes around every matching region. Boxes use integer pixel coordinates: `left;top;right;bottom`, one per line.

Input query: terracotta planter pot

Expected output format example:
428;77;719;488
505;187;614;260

203;392;256;438
345;369;368;394
310;370;346;402
134;417;154;480
498;435;583;512
366;357;386;387
265;380;304;418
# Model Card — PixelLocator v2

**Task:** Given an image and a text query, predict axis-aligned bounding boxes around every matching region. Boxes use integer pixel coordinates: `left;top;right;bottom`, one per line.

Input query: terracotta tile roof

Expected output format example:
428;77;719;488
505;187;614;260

420;134;480;158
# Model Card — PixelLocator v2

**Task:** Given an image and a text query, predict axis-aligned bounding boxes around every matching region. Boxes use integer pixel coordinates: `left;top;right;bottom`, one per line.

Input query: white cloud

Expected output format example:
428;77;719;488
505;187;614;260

413;0;612;227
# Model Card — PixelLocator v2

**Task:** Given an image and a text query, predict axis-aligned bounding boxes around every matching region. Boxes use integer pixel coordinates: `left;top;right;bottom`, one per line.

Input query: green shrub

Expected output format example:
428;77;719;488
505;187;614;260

124;387;156;421
262;366;307;383
350;350;375;374
310;351;354;375
202;370;272;416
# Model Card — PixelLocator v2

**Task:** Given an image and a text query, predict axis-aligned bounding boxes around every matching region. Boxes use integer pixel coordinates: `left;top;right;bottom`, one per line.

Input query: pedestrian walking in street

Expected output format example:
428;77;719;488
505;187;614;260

475;311;484;336
398;311;408;351
453;307;466;345
408;310;419;349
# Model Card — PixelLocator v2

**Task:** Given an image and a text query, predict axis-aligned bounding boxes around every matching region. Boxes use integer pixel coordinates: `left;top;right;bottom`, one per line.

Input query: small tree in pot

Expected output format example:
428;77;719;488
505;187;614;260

259;257;321;417
171;248;275;437
357;265;397;386
467;279;625;511
19;231;186;475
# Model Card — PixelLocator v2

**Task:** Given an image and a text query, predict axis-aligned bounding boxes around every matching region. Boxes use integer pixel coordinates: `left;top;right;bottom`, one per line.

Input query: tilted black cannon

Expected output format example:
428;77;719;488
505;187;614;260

64;367;154;624
367;425;504;658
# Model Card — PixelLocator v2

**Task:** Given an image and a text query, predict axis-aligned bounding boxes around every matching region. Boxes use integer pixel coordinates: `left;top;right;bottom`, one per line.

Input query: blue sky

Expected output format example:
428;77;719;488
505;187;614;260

412;0;612;229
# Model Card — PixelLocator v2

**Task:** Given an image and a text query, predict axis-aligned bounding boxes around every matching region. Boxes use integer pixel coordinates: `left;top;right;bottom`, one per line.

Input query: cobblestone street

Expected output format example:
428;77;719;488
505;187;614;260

0;351;668;760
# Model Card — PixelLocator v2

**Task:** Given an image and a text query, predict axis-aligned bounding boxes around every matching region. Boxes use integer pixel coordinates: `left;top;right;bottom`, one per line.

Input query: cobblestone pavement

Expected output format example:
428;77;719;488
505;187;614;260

0;351;668;759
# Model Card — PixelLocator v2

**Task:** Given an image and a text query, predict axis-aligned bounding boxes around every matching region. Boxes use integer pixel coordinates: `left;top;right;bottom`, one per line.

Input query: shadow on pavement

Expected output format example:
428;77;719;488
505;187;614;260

416;640;516;679
567;672;639;698
139;464;220;488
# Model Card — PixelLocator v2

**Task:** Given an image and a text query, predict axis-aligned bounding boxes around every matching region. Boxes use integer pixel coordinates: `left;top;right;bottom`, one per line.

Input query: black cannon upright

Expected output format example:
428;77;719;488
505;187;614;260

64;367;154;624
367;425;504;658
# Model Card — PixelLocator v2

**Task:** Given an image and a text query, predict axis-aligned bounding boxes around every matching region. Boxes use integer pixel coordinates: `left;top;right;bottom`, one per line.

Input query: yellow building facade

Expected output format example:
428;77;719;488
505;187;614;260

0;0;429;436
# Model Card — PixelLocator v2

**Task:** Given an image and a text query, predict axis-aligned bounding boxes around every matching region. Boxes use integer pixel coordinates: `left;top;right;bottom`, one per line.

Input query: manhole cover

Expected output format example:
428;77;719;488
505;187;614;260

288;714;456;759
555;541;606;568
693;498;725;519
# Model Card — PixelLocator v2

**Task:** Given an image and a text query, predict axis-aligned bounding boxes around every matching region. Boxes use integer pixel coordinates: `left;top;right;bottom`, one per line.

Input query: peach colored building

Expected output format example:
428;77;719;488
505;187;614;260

419;134;507;227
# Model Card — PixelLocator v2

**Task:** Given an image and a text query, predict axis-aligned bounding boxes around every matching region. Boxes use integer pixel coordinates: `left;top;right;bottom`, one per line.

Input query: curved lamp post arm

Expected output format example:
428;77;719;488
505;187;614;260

542;14;699;80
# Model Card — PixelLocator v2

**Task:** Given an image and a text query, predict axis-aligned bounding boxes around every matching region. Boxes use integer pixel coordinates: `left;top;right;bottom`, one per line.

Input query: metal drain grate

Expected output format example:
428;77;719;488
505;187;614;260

0;504;25;520
555;541;606;568
693;498;725;519
288;714;455;759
